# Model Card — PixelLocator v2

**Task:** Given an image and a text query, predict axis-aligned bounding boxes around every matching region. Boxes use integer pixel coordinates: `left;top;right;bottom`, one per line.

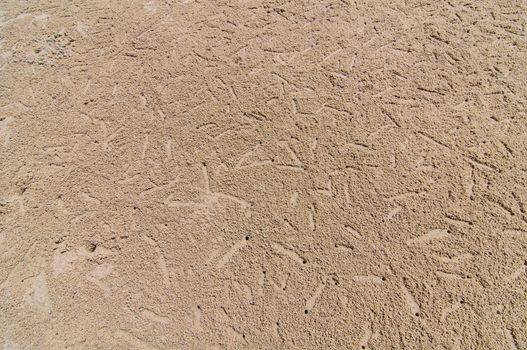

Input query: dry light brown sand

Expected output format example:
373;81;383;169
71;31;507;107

1;0;527;349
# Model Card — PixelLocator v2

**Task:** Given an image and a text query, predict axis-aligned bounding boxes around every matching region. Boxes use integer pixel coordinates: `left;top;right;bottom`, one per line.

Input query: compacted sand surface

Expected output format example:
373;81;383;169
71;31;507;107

1;0;527;349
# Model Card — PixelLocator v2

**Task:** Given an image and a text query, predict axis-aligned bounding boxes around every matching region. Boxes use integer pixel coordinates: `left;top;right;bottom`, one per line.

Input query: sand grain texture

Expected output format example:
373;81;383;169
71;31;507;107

1;0;527;349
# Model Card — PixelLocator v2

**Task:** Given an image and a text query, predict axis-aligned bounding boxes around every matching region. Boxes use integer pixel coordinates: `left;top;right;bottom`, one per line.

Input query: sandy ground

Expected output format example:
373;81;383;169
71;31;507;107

1;0;527;349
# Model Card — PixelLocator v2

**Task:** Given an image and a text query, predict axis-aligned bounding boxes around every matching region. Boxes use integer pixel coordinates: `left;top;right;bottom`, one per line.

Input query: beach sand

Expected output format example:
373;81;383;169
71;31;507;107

1;0;526;348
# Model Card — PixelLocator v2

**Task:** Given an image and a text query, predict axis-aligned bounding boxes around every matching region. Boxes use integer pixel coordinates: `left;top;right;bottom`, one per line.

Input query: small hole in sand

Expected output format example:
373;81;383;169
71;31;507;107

381;277;386;281
245;235;250;241
304;310;308;314
302;259;307;264
415;312;420;317
197;305;201;309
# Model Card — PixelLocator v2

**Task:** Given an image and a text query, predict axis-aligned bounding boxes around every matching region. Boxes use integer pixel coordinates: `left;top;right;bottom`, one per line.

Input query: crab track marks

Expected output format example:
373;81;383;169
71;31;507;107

140;307;171;324
305;282;325;313
352;275;384;284
216;238;248;269
271;242;305;265
401;284;420;317
2;0;526;348
406;229;450;246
